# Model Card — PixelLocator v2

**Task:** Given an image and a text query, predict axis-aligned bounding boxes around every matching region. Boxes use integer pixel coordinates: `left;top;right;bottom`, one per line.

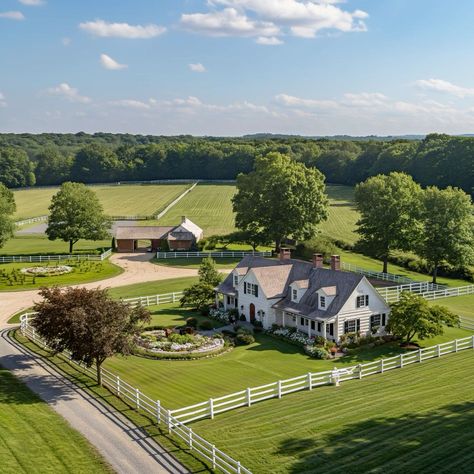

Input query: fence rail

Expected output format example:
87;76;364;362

169;334;474;424
376;282;447;302
15;215;48;227
379;284;474;303
19;314;251;474
123;291;184;307
341;262;414;284
0;248;112;264
156;251;272;259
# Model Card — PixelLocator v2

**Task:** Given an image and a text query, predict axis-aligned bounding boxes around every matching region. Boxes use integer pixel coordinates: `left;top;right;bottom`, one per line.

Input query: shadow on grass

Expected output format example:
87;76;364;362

277;401;474;473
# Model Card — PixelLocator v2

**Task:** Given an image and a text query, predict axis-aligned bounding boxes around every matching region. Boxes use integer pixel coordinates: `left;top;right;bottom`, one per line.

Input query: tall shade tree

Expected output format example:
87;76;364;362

0;147;35;188
417;186;474;283
32;287;150;385
387;292;459;344
46;182;111;253
0;183;16;248
232;152;328;251
355;172;422;273
35;148;73;186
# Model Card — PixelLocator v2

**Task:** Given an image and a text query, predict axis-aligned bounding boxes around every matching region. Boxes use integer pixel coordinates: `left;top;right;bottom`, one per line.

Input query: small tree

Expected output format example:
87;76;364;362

387;292;459;344
46;182;111;253
181;257;222;313
417;186;474;283
32;287;150;384
0;183;16;249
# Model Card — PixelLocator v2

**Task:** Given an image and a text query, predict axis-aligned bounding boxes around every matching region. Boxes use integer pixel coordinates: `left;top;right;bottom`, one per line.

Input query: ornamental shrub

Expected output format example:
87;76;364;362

199;320;214;330
235;333;255;345
186;317;198;328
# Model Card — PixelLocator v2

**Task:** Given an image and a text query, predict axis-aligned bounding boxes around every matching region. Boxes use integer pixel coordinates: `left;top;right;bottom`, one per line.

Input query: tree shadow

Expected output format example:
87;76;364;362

276;401;474;473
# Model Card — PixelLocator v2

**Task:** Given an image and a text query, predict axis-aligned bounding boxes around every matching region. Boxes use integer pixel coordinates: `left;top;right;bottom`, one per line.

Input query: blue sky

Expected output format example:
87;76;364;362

1;0;474;135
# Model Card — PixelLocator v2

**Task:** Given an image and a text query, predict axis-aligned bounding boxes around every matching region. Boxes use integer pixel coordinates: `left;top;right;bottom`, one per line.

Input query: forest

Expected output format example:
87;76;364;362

0;132;472;194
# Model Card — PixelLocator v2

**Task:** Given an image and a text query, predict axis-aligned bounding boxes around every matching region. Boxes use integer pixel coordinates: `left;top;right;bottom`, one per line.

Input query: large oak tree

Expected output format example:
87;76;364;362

0;183;16;248
232;152;328;251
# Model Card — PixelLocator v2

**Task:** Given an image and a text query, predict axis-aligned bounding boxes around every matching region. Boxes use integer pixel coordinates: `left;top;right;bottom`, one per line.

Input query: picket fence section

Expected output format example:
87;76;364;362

169;335;474;424
341;262;414;284
0;248;112;264
376;282;446;302
123;291;184;308
15;215;48;227
156;251;272;259
379;284;474;304
19;314;251;474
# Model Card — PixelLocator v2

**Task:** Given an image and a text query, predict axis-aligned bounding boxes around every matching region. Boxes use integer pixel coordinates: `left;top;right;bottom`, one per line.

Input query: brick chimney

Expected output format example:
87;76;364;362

279;248;291;261
330;255;341;271
312;253;323;269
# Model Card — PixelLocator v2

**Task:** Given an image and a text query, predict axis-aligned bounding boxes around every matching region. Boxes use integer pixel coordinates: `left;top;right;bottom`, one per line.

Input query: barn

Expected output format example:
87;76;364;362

115;217;203;253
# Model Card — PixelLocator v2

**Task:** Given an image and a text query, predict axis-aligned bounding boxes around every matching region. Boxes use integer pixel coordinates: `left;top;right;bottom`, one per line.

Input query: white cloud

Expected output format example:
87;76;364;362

189;63;206;73
0;11;25;20
19;0;44;5
275;93;339;109
343;92;388;107
187;1;368;41
46;83;91;104
79;19;166;39
100;53;127;70
415;78;474;98
109;99;152;109
62;37;71;46
0;93;6;107
256;36;283;45
181;7;279;38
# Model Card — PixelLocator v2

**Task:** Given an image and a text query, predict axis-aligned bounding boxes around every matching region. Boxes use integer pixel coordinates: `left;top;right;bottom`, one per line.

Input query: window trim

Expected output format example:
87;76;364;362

320;295;326;309
292;288;298;301
344;319;361;334
356;295;370;308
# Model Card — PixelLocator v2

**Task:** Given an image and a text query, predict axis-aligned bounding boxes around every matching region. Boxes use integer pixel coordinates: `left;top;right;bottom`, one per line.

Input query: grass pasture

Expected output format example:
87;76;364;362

192;349;474;473
428;294;474;319
0;365;111;473
13;183;190;220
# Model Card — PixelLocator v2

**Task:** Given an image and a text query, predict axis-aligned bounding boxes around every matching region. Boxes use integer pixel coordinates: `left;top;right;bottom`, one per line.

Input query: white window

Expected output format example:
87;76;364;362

356;295;369;308
292;315;297;323
244;283;259;297
292;288;298;301
344;319;361;333
320;295;326;308
233;275;239;286
371;313;386;328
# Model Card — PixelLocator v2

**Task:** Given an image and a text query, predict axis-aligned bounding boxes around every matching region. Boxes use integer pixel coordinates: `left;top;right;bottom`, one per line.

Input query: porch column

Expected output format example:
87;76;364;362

308;320;311;338
282;312;286;328
323;321;327;339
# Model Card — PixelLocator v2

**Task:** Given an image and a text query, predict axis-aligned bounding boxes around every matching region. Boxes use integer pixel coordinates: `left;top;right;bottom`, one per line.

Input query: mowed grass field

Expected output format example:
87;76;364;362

429;294;474;318
13;183;189;219
0;365;111;473
192;349;474;473
104;307;471;408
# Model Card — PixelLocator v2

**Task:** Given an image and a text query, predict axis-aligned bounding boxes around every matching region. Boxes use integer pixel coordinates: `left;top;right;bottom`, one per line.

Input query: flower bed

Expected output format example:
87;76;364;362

136;330;227;360
20;265;73;277
209;307;232;324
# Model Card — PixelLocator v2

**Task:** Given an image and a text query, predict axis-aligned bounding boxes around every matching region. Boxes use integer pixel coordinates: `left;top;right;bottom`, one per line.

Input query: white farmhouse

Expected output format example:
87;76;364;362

216;249;391;342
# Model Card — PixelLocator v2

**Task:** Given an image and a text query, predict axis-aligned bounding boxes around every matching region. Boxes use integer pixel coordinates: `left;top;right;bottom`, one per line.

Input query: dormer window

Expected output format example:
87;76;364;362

356;295;369;308
320;296;326;308
292;288;297;301
233;275;239;286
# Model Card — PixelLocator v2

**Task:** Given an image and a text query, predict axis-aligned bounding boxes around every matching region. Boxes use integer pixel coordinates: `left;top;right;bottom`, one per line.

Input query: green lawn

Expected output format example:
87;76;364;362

108;276;198;299
157;184;237;236
0;365;111;473
429;295;474;319
104;306;472;408
146;304;222;329
13;183;189;220
0;235;111;256
0;260;122;292
192;349;474;473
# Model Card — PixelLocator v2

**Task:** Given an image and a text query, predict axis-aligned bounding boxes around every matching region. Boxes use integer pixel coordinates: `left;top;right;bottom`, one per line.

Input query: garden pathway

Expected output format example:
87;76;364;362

0;252;200;326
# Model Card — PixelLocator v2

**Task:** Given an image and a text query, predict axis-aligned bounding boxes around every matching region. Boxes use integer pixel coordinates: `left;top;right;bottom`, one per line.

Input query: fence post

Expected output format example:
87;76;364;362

212;445;216;469
418;349;423;363
380;358;384;373
437;344;441;357
454;339;458;352
167;410;172;433
189;428;193;450
399;354;404;368
156;400;161;424
246;387;252;407
358;364;363;379
136;388;140;409
173;293;177;303
307;372;312;391
277;380;282;399
237;461;241;473
209;398;214;419
117;375;120;395
472;335;474;349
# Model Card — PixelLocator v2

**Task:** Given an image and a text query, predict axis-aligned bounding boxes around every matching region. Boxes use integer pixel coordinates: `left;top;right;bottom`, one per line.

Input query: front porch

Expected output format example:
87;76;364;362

276;310;337;342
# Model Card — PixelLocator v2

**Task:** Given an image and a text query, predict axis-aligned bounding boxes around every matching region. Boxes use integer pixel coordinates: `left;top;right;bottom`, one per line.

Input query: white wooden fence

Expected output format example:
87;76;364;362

376;282;447;302
15;215;48;227
156;251;272;259
169;334;474;424
19;314;251;474
341;262;414;284
123;291;184;307
0;248;112;264
379;284;474;304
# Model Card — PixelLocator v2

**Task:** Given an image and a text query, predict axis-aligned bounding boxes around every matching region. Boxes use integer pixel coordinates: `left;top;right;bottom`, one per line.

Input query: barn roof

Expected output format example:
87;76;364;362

115;226;174;240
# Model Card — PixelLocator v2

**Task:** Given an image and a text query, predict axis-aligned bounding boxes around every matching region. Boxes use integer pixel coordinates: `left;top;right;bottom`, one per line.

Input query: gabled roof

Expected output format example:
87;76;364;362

177;218;203;239
293;279;310;289
115;226;174;240
320;286;337;296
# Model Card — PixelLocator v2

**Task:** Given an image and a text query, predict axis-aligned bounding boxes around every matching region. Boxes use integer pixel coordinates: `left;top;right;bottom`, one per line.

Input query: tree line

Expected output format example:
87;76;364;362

0;133;472;195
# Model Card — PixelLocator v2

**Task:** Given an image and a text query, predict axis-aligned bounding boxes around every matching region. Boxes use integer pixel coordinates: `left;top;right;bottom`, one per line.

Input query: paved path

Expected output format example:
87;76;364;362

0;329;188;474
0;252;200;326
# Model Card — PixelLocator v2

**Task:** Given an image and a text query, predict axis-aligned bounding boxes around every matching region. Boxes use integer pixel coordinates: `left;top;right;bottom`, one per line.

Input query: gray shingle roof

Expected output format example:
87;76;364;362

115;226;174;240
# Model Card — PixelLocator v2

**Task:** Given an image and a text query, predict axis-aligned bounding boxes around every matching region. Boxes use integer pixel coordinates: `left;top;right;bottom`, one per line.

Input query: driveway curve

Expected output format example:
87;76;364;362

0;253;200;327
